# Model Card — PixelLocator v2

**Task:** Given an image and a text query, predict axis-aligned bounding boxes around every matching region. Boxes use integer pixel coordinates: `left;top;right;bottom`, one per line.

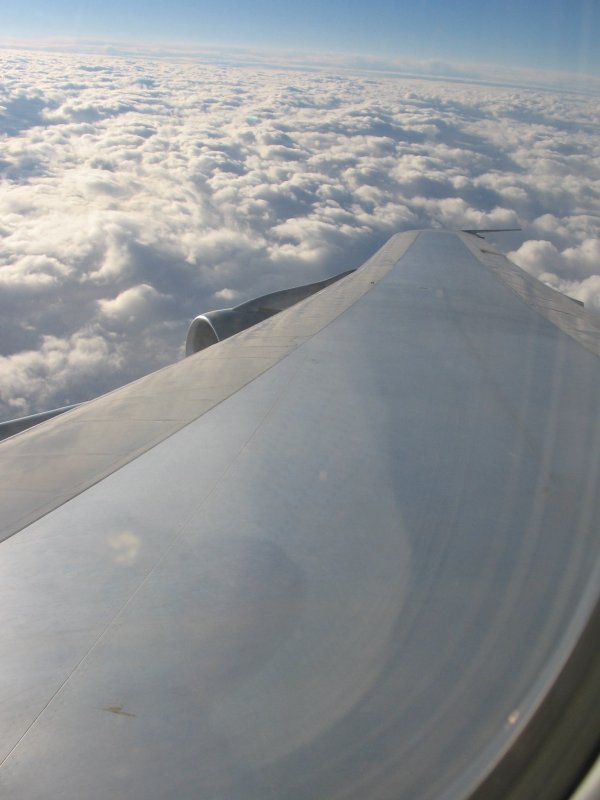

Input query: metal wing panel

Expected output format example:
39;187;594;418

460;231;600;357
0;231;599;799
0;231;415;544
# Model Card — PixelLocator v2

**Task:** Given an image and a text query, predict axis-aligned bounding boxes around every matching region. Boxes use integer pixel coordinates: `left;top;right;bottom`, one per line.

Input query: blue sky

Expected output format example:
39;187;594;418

2;0;599;76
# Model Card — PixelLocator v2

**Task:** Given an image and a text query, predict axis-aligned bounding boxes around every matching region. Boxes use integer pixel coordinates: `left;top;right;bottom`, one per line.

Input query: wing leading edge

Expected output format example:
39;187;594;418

0;230;599;800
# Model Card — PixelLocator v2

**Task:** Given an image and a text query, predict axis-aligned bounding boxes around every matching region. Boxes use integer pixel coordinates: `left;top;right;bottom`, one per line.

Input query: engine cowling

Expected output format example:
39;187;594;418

185;308;276;356
185;268;354;356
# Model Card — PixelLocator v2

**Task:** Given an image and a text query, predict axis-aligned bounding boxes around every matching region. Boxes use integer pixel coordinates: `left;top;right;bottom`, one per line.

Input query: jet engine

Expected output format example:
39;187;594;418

185;269;354;356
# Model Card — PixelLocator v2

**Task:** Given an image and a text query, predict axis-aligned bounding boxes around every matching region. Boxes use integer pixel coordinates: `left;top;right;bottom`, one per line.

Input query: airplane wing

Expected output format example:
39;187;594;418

1;230;599;800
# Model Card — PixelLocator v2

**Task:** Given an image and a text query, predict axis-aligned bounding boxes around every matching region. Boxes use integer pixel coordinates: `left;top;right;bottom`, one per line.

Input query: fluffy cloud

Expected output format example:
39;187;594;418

0;48;599;418
98;284;174;327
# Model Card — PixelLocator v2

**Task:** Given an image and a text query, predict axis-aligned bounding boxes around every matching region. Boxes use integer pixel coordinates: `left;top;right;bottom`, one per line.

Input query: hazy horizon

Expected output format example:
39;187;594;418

2;0;599;76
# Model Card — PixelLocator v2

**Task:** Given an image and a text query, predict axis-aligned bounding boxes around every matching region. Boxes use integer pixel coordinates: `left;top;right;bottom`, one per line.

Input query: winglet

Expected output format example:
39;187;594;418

462;228;522;239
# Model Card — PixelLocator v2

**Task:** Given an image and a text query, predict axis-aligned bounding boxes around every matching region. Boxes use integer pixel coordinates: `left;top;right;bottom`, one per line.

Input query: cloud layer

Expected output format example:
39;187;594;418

1;49;599;418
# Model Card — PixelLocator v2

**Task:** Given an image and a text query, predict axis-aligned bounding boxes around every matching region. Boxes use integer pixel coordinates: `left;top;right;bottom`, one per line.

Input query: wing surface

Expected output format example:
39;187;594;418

1;230;599;800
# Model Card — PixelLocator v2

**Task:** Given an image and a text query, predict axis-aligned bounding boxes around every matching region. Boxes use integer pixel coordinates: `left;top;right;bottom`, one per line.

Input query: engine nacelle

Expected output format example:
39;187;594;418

185;268;355;356
185;307;276;356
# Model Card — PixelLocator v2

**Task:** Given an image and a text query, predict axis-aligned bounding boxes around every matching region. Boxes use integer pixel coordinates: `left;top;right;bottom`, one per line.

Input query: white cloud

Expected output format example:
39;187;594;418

0;331;123;414
98;284;173;326
0;47;599;418
214;288;240;303
508;240;564;278
509;237;600;287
